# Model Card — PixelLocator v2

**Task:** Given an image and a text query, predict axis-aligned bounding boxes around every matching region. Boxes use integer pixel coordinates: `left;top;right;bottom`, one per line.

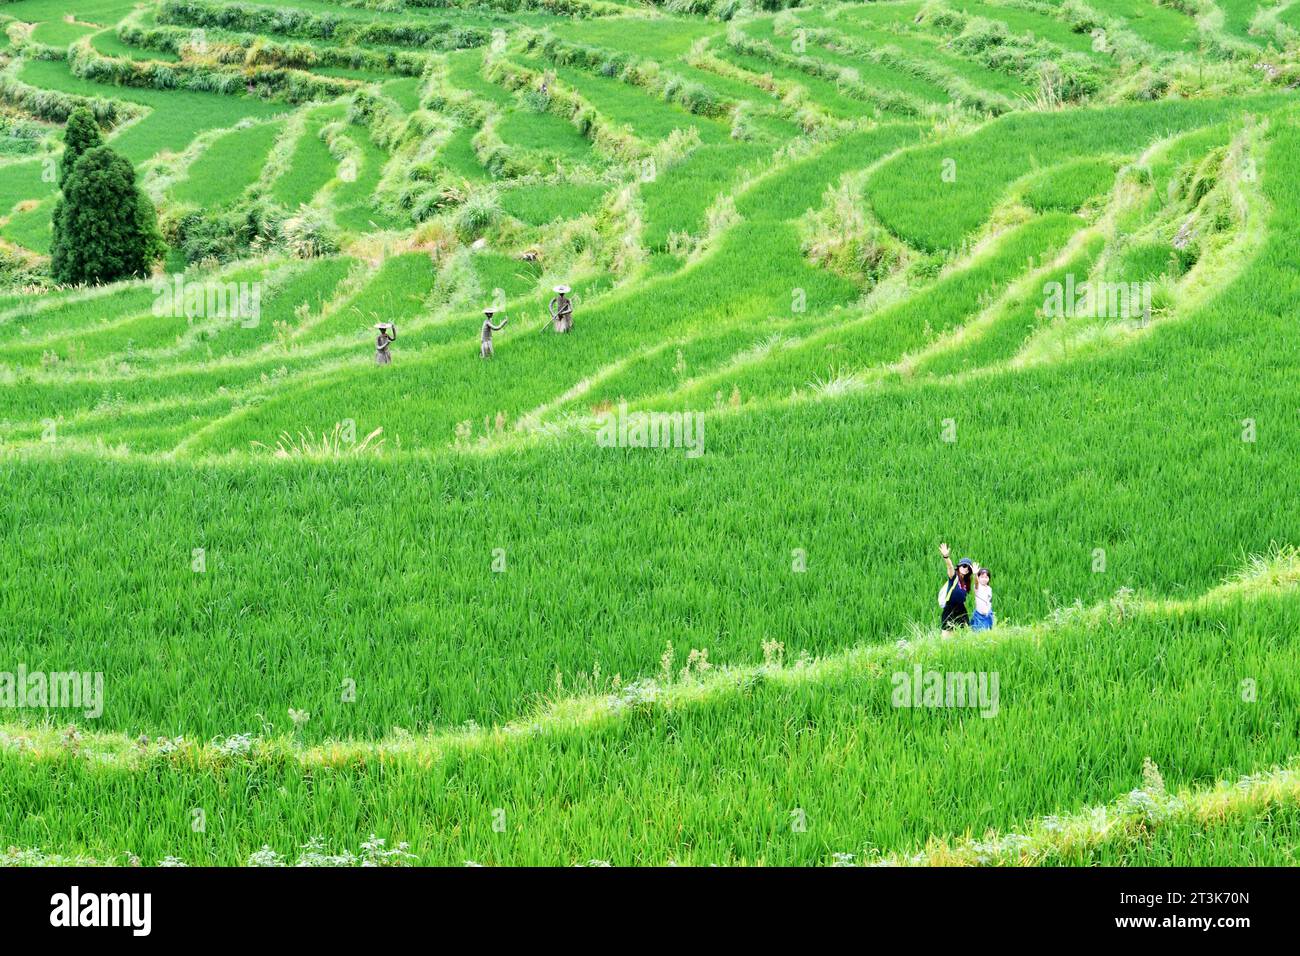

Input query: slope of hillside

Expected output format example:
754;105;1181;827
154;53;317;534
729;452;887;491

1;0;1298;865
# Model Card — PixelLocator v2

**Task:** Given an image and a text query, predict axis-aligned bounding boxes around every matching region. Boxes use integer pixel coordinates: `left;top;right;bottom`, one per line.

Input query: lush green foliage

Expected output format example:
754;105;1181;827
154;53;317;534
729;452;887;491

0;0;1297;867
50;144;163;285
57;106;102;187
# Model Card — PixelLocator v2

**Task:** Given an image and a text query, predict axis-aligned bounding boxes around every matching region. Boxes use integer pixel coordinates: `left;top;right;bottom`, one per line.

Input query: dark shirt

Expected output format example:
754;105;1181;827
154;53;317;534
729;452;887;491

941;573;969;628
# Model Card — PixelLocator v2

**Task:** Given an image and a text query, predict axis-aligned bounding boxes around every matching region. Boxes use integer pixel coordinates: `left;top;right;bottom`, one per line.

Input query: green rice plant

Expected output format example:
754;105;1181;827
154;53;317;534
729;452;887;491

325;122;407;232
0;262;276;367
269;103;348;209
0;561;1295;863
945;0;1110;56
381;76;423;113
171;120;286;209
714;42;899;120
251;421;384;458
865;93;1287;252
28;20;97;48
447;48;514;108
661;211;1081;407
156;0;496;52
867;761;1300;865
472;249;542;302
0;195;55;254
15;258;352;370
769;9;1034;99
0;158;55;215
1016;156;1120;212
436;125;493;182
759;25;955;106
640;140;771;251
90;27;181;64
911;233;1104;375
486;55;649;162
3;0;1300;869
0;0;138;22
499;180;611;225
497;109;599;165
1069;0;1201;50
0;281;160;346
16;58;288;163
294;251;435;345
561;14;716;59
512;55;732;145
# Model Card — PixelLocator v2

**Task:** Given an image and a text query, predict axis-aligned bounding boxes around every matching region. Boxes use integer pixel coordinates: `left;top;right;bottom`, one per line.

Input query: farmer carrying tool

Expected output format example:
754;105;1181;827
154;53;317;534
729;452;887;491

548;285;573;333
375;322;396;365
481;308;507;358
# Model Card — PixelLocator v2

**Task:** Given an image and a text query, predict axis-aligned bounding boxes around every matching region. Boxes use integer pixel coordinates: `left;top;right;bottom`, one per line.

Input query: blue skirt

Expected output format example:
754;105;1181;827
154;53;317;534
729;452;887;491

971;611;994;631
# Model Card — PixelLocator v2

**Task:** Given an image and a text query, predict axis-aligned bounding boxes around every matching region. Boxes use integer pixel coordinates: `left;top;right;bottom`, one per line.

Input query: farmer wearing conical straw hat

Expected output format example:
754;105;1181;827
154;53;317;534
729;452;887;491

481;308;507;358
548;285;573;333
375;322;396;365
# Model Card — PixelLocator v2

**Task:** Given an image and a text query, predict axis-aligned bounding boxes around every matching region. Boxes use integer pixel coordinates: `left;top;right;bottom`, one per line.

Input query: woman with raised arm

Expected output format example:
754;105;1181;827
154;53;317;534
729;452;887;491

937;542;974;631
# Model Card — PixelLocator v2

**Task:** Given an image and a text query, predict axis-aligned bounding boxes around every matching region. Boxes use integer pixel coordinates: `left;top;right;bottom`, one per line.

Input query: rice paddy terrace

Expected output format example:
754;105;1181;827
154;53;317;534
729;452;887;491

1;0;1299;866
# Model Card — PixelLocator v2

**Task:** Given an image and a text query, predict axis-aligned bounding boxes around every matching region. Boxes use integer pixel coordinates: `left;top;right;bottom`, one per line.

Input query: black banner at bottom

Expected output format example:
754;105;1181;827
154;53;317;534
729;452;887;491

0;866;1286;941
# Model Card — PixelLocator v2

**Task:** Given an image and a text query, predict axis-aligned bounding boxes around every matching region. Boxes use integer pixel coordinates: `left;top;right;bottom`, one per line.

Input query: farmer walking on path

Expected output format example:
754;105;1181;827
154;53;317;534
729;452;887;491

481;308;507;358
375;323;396;365
548;285;573;333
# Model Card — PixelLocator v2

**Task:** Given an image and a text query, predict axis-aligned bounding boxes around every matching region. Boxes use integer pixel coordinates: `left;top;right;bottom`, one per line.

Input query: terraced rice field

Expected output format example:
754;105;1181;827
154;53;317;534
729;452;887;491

0;0;1298;869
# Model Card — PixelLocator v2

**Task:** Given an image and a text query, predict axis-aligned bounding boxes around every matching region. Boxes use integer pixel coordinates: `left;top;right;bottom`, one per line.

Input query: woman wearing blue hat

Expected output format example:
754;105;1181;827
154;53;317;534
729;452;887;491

937;542;974;630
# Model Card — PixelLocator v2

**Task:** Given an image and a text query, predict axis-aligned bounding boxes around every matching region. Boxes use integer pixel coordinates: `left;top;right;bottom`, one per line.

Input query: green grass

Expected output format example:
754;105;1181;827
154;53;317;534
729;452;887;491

1078;0;1202;50
866;95;1286;252
0;0;137;25
3;2;1299;868
90;27;182;63
515;56;733;145
1018;157;1120;212
437;126;492;182
17;59;288;164
295;252;435;345
0;552;1296;864
780;11;1033;97
29;20;98;46
269;105;347;209
329;124;406;232
947;0;1109;56
499;181;611;225
172;121;286;208
497;108;598;164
